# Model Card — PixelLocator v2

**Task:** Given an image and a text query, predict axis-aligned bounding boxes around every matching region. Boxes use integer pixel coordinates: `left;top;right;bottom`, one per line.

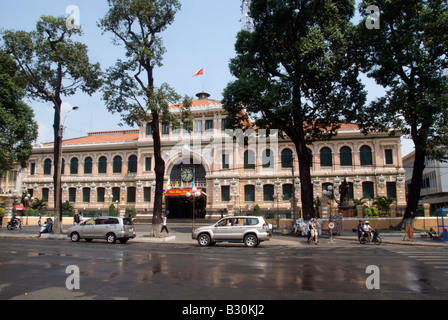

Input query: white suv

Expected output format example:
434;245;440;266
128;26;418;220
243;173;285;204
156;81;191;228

68;216;136;244
192;216;271;247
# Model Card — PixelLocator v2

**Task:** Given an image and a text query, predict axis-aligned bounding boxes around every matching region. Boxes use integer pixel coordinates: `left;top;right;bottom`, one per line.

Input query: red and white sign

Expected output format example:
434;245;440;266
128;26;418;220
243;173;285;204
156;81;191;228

328;222;336;230
165;188;202;197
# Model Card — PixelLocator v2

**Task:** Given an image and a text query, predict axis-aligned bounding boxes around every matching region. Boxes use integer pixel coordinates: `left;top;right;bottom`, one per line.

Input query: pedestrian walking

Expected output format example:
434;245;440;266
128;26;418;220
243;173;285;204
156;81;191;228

161;214;169;234
308;218;318;245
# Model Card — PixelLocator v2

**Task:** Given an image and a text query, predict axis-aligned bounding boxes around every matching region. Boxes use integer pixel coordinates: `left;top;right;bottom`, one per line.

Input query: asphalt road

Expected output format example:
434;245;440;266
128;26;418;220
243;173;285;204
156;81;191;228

1;237;448;301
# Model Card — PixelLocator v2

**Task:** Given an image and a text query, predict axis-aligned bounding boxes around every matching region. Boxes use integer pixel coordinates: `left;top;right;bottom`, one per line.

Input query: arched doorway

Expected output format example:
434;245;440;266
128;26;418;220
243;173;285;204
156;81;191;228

166;159;207;219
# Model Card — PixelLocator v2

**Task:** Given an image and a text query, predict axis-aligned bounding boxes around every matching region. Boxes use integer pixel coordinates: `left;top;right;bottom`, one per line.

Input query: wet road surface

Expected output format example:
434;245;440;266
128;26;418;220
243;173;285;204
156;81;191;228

1;238;448;300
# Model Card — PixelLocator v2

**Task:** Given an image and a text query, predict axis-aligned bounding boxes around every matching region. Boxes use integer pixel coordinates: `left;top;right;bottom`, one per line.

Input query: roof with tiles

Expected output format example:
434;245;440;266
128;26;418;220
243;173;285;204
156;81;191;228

43;129;139;146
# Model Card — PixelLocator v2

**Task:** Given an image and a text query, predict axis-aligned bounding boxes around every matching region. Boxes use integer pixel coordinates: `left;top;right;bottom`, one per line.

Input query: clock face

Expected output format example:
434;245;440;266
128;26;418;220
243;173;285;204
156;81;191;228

181;168;194;182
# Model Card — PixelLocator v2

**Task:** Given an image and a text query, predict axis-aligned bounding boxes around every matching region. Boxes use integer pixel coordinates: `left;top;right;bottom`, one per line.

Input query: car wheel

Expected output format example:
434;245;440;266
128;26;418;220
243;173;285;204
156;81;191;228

198;233;211;247
106;233;117;244
244;234;258;247
70;232;80;242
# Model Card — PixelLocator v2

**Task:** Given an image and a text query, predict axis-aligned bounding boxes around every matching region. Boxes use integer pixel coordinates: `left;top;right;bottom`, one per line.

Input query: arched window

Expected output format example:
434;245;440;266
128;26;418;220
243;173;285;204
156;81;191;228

283;184;293;200
262;149;274;169
70;158;79;175
98;156;107;174
43;159;52;175
362;181;374;199
244;150;255;169
113;156;122;173
360;145;373;166
340;146;353;166
127;187;136;203
128;155;138;173
112;187;120;202
244;185;255;202
263;184;274;201
84;157;93;174
281;148;293;168
320;147;333;167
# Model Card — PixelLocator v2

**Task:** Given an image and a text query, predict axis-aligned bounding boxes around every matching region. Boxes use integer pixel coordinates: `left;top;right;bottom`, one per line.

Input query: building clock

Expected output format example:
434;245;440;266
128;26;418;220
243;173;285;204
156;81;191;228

181;167;194;182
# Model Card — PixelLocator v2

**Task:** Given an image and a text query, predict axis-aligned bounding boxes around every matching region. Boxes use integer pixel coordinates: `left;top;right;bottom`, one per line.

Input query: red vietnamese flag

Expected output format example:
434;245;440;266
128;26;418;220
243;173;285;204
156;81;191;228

193;68;203;77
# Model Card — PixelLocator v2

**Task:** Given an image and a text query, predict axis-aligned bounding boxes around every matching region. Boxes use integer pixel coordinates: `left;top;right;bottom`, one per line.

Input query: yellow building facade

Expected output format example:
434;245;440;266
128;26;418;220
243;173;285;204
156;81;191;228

22;94;407;219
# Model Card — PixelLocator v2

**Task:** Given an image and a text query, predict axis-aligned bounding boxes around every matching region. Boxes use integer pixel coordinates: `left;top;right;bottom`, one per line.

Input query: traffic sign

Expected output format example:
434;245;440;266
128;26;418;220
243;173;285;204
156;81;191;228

328;222;335;230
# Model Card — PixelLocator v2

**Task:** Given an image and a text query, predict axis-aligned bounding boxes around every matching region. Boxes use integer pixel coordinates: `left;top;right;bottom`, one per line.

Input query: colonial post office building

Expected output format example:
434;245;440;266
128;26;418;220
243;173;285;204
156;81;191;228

22;92;407;220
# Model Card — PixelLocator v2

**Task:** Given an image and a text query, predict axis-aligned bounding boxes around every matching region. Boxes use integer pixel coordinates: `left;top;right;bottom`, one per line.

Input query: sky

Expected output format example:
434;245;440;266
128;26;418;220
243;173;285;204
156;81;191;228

0;0;414;156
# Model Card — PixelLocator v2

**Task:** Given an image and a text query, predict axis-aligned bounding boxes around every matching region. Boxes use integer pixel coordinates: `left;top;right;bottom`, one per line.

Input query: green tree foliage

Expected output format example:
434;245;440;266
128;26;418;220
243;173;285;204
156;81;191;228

0;52;38;172
353;0;448;223
2;16;102;233
99;0;192;235
223;0;366;219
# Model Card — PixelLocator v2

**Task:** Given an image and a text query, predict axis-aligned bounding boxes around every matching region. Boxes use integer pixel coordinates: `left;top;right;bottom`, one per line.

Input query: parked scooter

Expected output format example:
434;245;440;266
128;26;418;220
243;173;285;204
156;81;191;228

7;217;22;231
38;218;54;238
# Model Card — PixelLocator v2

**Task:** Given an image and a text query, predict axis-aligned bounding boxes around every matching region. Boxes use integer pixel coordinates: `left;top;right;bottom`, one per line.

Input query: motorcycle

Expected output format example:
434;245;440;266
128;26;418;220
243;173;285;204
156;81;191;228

38;218;54;237
7;218;22;231
359;229;382;245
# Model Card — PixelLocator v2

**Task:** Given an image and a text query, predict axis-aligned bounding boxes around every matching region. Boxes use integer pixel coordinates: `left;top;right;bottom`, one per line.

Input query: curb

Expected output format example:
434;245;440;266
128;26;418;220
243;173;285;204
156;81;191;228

338;236;447;247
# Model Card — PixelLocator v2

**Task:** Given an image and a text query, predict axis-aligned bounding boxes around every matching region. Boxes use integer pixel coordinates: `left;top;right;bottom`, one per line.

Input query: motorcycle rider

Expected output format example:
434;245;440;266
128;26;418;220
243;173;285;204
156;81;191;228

356;220;364;241
8;210;21;230
362;221;374;241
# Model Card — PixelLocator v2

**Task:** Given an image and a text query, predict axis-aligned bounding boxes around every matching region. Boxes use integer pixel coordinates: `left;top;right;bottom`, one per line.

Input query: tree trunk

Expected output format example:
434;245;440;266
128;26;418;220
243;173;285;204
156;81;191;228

52;97;63;234
291;134;314;221
398;140;427;229
151;112;164;237
286;85;315;221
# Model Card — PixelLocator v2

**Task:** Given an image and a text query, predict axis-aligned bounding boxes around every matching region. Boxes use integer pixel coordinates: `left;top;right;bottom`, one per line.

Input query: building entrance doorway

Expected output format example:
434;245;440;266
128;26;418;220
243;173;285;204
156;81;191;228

166;195;206;219
166;158;207;219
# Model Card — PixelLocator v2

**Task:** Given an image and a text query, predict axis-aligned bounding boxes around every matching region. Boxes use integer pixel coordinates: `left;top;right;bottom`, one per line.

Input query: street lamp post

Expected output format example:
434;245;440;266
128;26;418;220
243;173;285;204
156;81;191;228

186;187;201;233
274;193;284;229
322;185;339;242
54;105;79;234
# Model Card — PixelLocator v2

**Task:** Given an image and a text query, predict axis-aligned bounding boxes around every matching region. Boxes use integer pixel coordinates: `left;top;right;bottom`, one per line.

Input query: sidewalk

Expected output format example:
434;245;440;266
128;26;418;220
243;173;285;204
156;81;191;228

1;224;447;247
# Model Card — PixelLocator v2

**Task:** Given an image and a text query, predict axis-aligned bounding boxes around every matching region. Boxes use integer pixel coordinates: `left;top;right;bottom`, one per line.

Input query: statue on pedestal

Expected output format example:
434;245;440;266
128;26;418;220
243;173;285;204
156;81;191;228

338;178;354;210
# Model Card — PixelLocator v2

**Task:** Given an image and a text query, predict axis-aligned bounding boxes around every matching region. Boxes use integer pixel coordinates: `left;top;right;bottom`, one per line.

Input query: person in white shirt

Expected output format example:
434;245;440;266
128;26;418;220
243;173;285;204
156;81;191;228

161;214;169;234
363;221;374;240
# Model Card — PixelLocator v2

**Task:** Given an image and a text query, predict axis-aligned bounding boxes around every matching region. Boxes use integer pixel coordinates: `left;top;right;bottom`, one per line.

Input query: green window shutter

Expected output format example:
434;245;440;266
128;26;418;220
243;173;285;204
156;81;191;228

113;156;122;173
281;149;293;168
360;146;373;165
263;184;274;201
362;182;374;199
221;186;230;201
84;157;93;174
340;147;352;166
82;188;90;203
387;182;397;199
97;188;105;203
144;187;151;202
98;157;107;174
283;184;293;201
245;185;255;201
320;147;333;167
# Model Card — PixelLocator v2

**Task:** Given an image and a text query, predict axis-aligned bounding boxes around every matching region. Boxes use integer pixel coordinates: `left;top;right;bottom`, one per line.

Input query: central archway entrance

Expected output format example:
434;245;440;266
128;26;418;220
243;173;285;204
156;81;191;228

166;159;207;219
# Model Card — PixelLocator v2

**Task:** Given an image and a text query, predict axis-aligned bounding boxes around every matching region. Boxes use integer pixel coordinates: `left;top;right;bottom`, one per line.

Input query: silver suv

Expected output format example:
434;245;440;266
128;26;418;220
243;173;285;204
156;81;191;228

192;216;270;247
68;216;136;244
